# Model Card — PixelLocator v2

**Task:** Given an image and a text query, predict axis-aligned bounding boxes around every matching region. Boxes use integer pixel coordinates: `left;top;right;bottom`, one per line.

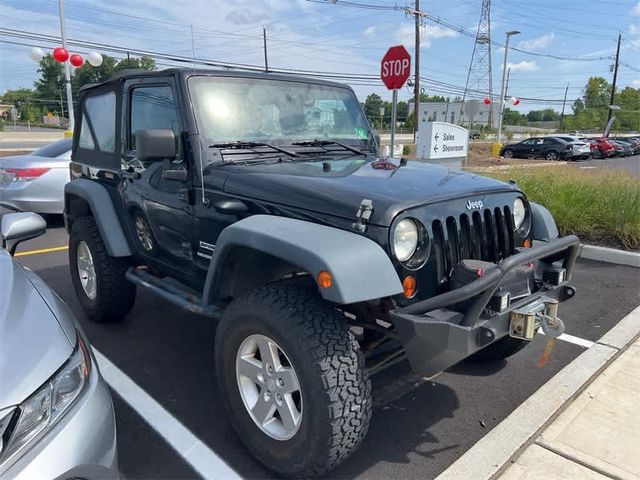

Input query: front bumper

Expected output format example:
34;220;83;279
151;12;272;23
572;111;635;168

389;235;580;377
2;359;119;480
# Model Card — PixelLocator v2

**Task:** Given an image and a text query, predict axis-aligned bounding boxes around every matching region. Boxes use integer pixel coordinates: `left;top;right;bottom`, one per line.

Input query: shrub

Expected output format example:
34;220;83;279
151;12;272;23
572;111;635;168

485;167;640;250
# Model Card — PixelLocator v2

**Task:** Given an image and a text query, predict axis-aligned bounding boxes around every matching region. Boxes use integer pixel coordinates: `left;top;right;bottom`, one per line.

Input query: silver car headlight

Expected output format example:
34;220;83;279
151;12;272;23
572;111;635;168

513;198;526;230
393;219;419;262
0;332;91;467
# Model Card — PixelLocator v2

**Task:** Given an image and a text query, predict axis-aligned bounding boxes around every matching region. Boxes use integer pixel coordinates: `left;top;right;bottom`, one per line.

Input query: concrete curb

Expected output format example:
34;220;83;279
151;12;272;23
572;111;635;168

435;304;640;480
580;244;640;268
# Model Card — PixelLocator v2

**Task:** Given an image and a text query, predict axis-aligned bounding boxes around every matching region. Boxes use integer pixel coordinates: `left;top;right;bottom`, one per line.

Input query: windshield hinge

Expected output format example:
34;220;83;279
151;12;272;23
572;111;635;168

352;199;374;233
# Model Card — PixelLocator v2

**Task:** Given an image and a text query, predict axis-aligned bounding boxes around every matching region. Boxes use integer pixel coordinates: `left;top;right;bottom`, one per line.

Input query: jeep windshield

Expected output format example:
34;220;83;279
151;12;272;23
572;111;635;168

188;76;375;164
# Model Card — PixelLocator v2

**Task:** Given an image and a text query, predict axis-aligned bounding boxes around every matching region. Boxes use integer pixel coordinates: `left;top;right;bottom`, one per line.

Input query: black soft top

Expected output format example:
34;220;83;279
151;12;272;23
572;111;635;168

78;67;350;93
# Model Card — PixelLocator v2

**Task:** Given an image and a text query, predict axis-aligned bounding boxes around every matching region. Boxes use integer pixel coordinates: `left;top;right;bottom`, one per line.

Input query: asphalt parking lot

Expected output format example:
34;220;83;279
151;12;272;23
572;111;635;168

7;209;639;479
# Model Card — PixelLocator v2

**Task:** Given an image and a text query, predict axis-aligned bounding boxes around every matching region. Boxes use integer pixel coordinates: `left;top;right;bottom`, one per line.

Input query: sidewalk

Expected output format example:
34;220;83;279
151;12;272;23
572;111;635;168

436;305;640;480
501;336;640;479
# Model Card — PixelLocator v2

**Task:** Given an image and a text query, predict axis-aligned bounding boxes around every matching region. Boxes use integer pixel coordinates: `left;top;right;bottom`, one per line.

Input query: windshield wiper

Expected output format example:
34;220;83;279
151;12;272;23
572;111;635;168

210;141;298;157
290;140;366;156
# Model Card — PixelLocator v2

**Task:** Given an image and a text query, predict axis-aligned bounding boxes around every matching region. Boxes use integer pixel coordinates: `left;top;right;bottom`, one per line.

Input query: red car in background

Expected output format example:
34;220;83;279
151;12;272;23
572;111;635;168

589;138;616;158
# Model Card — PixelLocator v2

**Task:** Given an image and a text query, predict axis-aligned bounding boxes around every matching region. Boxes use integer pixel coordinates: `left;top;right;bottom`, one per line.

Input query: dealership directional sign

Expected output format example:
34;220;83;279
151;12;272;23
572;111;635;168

416;122;469;164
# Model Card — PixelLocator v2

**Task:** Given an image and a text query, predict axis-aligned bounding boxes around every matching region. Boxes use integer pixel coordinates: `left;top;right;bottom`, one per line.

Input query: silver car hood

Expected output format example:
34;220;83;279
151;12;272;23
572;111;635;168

0;250;74;408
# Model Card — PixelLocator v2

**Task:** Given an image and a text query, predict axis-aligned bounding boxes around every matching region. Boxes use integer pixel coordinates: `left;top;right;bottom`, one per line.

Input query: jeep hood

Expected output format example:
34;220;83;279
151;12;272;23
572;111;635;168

219;157;519;226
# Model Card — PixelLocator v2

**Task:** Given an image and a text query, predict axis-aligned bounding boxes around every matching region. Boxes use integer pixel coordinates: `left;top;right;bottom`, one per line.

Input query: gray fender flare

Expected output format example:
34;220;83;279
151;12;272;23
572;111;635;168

202;215;403;305
64;179;132;257
530;202;559;241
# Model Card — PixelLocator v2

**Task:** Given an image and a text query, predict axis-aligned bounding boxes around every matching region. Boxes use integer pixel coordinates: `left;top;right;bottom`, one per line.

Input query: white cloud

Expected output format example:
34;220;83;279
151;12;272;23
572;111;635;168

396;24;458;48
632;79;640;88
364;25;376;36
632;2;640;15
226;8;270;25
506;60;539;72
516;33;555;51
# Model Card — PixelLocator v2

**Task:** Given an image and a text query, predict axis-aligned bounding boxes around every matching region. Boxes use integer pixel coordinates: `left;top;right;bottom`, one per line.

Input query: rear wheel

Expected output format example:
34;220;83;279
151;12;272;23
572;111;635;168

69;216;136;322
215;283;372;478
545;151;559;161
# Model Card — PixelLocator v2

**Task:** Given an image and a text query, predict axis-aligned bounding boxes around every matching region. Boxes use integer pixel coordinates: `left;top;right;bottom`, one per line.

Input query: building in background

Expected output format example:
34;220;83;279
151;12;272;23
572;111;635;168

409;100;498;127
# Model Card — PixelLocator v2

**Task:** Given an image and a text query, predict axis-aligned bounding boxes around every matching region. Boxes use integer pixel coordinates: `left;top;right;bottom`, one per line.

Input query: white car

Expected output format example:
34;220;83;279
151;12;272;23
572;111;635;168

0;139;72;215
551;136;591;160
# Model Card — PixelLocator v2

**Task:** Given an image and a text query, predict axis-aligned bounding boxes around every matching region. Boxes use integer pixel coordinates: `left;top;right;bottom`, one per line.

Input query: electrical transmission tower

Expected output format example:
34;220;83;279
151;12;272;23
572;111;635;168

461;0;494;127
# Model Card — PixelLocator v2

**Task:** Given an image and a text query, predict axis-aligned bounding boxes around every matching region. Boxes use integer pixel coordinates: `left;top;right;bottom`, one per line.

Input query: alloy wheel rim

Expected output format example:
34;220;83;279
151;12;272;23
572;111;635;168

76;240;97;300
135;216;154;251
236;334;303;440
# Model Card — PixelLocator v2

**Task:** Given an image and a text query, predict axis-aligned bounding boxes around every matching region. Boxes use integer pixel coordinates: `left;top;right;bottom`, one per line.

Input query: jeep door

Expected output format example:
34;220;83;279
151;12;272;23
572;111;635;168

121;78;195;277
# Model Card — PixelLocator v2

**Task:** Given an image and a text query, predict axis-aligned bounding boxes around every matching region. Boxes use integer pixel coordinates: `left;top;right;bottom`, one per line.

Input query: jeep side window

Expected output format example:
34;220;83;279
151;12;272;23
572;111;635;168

129;85;180;161
78;92;116;153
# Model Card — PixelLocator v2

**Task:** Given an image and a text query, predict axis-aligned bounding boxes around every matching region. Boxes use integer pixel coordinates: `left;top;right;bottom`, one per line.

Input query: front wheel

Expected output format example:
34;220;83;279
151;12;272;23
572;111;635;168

69;216;137;322
215;283;372;478
502;149;514;158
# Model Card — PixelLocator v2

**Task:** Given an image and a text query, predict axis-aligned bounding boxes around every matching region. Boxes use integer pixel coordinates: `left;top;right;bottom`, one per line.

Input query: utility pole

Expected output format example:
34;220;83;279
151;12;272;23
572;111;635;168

413;0;420;143
559;84;569;131
497;30;520;146
58;0;75;134
263;27;269;72
607;32;622;124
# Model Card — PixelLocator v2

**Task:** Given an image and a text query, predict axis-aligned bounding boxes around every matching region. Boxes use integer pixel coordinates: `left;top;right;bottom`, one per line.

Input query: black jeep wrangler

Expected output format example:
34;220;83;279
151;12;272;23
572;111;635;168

64;68;579;477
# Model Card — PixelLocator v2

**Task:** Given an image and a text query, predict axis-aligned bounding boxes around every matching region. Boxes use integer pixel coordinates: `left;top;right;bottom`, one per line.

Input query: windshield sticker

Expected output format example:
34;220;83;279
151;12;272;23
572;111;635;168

354;127;368;140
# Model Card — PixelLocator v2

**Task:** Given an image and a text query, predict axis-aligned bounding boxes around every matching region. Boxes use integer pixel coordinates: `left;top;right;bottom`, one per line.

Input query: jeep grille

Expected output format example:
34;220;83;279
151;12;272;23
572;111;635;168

432;206;515;282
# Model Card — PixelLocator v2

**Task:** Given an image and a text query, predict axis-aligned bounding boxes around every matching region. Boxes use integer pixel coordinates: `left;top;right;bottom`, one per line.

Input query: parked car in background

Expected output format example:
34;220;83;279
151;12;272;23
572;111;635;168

0;139;72;215
0;212;118;479
588;138;616;159
611;137;640;155
610;139;635;157
499;137;572;160
550;136;591;160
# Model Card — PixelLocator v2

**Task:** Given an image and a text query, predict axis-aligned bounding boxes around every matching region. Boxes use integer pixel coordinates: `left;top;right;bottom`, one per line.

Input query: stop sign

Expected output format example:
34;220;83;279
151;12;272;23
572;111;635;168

380;45;411;90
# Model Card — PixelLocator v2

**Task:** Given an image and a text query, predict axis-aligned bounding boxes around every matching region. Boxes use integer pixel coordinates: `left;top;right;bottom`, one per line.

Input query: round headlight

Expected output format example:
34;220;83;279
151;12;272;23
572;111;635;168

513;198;526;230
394;219;419;262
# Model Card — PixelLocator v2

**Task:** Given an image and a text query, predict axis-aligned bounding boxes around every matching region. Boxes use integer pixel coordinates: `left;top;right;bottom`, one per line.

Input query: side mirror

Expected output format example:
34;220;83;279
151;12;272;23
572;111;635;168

1;212;47;256
135;129;176;162
161;158;188;182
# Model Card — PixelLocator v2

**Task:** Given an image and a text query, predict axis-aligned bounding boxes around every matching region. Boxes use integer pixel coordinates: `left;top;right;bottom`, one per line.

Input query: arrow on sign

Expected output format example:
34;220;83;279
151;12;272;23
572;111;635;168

434;133;440;141
434;145;439;153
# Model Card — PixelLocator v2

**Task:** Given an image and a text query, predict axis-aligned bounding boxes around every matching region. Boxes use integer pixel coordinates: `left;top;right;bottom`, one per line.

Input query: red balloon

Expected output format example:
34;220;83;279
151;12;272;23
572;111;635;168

483;97;492;105
53;47;69;62
513;98;521;106
69;54;84;67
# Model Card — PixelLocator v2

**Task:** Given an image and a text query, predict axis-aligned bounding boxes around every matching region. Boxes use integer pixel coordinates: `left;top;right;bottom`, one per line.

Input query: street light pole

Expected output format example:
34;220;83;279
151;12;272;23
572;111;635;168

497;30;520;145
58;0;75;134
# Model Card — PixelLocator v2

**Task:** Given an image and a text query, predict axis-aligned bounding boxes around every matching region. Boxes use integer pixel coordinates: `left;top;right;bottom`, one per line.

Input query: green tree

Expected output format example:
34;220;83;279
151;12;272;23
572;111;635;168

115;55;156;72
33;54;64;102
503;107;525;126
71;54;118;93
396;100;409;124
363;93;384;128
526;110;543;122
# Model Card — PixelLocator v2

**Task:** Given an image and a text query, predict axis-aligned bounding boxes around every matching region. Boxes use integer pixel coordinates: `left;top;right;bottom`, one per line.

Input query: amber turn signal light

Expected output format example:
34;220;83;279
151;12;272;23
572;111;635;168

317;271;333;288
402;275;417;298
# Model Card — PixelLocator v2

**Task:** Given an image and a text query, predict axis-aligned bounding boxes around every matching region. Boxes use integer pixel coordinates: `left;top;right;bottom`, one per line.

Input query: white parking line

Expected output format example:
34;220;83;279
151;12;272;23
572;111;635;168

93;349;242;480
539;331;595;348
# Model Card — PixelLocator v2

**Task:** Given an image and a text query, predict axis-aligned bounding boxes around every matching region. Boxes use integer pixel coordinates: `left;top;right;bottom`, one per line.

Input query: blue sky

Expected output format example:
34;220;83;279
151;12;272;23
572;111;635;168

1;0;639;112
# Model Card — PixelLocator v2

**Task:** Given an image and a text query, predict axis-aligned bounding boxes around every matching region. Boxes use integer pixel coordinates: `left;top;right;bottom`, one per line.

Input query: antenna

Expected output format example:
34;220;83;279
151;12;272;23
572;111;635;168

460;0;494;128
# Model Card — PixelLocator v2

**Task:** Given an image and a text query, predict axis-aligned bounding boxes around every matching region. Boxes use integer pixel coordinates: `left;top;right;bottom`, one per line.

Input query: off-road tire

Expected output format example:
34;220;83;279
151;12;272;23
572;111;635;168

469;336;529;362
215;283;372;478
69;216;137;322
